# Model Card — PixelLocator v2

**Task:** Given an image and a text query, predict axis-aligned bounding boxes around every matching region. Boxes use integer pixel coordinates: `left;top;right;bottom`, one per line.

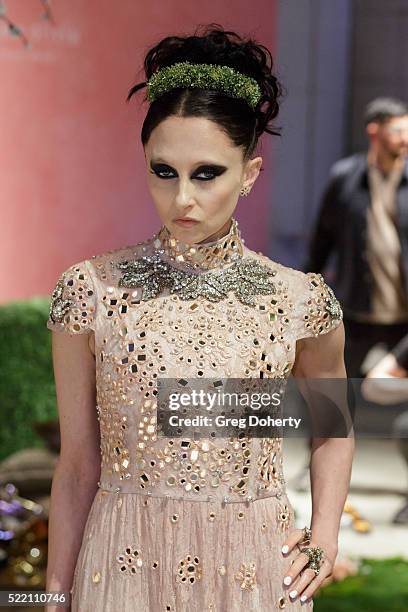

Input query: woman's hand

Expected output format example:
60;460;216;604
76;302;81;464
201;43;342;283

281;528;338;604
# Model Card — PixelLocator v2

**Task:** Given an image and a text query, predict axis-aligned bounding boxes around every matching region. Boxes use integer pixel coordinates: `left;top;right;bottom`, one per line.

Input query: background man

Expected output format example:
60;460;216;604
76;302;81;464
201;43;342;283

304;97;408;377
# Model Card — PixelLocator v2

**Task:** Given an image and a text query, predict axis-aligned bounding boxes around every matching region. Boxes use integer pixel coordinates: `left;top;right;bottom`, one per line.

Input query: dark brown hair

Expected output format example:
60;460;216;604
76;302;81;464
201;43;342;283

364;97;408;126
127;23;285;160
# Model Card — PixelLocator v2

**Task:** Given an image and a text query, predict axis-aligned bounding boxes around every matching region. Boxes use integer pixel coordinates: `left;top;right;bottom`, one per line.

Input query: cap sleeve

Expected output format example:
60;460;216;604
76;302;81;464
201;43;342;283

294;271;343;341
46;260;96;335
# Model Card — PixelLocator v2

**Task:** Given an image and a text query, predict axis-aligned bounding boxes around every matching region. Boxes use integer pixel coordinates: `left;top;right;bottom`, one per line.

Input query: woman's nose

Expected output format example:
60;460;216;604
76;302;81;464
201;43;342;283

174;177;196;207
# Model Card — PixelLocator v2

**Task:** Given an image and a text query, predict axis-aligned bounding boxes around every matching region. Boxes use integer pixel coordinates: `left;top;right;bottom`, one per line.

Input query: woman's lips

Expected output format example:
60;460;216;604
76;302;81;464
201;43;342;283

174;218;199;227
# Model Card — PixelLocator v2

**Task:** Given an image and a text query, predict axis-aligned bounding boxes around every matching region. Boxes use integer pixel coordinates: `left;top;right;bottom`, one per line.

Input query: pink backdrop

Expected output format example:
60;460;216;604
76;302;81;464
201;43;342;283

0;1;277;302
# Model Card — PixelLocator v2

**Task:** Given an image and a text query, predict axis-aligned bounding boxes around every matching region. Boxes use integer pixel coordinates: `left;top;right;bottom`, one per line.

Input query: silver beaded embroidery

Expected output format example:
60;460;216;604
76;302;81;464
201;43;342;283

48;275;73;323
303;272;343;337
321;278;343;319
116;254;277;307
311;273;343;320
47;263;95;333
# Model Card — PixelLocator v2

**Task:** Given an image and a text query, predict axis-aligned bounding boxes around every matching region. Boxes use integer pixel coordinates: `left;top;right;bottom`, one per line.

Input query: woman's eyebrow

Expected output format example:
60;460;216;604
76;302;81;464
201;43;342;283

150;159;227;169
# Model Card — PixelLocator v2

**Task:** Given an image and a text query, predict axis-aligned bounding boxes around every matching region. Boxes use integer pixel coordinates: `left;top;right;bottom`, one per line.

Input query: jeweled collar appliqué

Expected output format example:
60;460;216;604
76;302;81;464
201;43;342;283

117;253;277;306
116;218;278;306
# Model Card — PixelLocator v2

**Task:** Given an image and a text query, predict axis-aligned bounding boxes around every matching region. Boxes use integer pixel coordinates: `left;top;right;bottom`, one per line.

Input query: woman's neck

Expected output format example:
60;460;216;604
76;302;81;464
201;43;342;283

196;218;233;245
155;217;244;271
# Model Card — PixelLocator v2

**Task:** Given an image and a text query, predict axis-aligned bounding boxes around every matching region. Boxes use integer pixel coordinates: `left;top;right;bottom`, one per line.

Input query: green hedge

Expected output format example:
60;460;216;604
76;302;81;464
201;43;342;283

315;557;408;612
0;297;57;461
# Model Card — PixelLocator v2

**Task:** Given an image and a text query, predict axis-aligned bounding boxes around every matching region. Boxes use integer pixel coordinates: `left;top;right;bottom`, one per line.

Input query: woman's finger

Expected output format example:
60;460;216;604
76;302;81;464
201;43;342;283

282;548;310;586
281;528;306;555
295;559;333;603
286;567;321;602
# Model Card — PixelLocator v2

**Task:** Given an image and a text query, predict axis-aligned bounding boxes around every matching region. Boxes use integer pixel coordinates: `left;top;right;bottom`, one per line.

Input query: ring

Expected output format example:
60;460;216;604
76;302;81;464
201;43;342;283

300;545;324;576
299;526;312;546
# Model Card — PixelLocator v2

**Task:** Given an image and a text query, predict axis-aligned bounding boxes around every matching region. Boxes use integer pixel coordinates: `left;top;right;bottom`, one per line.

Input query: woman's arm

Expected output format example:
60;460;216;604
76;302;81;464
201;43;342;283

280;322;355;603
45;331;100;611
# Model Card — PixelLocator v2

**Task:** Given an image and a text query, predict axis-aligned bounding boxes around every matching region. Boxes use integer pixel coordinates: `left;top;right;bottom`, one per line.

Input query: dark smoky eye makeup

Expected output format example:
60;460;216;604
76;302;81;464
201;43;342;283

149;163;174;179
149;162;227;180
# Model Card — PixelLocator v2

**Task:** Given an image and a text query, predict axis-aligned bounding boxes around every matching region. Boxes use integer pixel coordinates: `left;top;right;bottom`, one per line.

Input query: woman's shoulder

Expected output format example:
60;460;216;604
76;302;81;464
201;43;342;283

244;246;314;287
245;247;343;339
46;236;154;334
85;235;156;285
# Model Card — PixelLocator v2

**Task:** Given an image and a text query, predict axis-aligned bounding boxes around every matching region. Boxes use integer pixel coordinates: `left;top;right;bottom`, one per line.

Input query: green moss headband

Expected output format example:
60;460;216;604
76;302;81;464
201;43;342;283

146;61;262;110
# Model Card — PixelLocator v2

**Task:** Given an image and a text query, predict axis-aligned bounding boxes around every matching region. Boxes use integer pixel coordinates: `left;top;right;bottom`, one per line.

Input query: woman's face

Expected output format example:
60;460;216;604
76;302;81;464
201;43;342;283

143;116;262;244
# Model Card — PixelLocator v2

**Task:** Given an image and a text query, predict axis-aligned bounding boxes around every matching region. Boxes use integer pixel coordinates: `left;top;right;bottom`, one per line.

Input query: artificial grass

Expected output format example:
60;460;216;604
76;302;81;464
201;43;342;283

315;557;408;612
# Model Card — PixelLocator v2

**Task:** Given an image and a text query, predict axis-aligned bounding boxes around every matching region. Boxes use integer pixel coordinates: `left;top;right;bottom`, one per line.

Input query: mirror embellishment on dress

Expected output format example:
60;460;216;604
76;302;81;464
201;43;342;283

303;272;343;337
234;562;257;591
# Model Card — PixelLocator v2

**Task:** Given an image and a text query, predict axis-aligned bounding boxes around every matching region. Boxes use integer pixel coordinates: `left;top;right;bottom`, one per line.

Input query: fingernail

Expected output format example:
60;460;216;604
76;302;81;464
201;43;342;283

300;595;308;603
283;575;292;586
281;545;289;554
289;590;298;599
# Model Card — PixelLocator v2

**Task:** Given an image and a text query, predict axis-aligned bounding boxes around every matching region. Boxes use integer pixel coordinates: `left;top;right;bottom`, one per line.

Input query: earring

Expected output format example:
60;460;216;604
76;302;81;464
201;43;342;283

240;185;251;197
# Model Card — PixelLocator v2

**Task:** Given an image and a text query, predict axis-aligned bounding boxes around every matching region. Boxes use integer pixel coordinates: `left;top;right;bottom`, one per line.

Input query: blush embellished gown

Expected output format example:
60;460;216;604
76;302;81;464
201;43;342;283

47;217;343;611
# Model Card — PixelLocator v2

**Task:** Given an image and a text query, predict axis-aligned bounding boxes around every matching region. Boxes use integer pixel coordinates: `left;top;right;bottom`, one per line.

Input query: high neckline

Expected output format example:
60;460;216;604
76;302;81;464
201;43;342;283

153;217;245;271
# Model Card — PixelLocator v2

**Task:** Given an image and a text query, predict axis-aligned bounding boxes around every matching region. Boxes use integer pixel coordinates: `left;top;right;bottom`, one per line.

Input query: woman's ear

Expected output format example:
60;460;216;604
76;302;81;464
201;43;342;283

243;156;263;189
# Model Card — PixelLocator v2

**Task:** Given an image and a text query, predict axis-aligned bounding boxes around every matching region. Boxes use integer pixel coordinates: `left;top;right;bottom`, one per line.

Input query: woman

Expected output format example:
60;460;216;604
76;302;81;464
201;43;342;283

45;24;354;612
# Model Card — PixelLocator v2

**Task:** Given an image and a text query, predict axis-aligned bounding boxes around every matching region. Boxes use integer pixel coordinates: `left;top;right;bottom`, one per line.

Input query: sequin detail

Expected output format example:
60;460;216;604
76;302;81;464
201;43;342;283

176;555;202;584
257;438;285;492
48;276;73;323
47;262;95;334
116;546;143;574
134;434;254;498
156;217;244;271
276;502;291;531
234;562;257;591
303;272;343;336
96;404;130;481
116;254;277;307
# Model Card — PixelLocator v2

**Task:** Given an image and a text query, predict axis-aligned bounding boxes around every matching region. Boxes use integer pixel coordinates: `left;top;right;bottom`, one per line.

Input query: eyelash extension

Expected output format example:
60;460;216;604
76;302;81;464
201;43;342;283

149;166;225;181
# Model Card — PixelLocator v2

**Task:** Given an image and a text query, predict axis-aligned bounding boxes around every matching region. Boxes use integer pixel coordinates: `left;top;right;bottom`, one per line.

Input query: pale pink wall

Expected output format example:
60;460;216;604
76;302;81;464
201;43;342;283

0;1;277;302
